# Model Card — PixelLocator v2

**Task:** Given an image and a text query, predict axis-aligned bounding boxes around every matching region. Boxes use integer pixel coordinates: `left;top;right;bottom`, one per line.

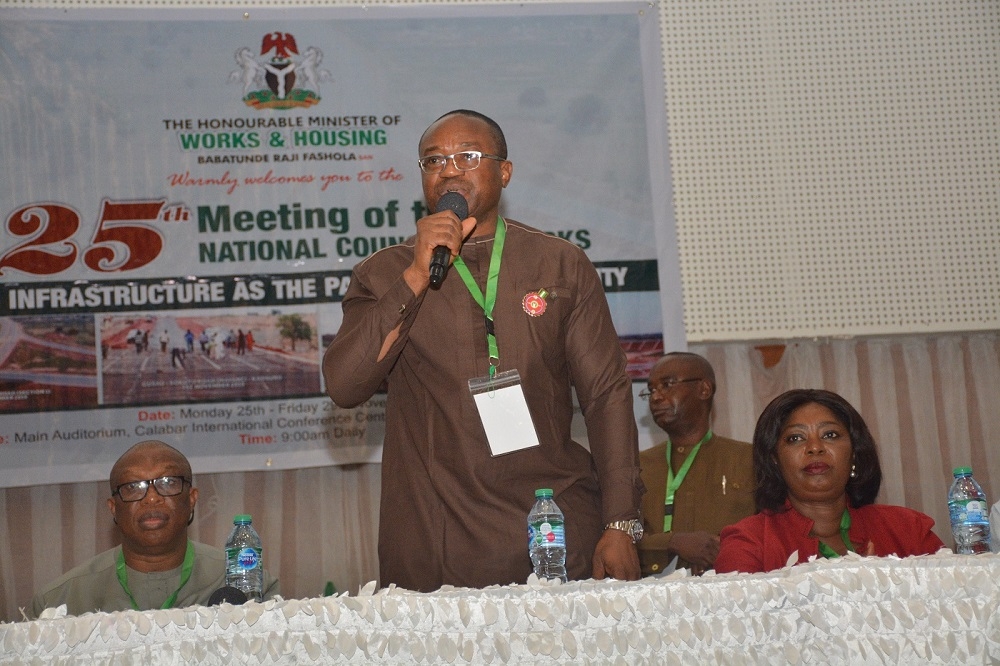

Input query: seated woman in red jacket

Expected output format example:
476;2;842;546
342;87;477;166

715;389;944;574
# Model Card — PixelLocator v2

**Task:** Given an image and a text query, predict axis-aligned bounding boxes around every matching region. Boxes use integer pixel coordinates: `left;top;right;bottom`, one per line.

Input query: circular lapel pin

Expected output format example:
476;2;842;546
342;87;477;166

522;289;548;317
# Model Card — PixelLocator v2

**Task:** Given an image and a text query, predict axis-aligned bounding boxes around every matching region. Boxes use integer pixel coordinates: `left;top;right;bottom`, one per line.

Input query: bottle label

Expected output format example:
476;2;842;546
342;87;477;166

949;499;988;523
528;519;566;549
227;546;261;571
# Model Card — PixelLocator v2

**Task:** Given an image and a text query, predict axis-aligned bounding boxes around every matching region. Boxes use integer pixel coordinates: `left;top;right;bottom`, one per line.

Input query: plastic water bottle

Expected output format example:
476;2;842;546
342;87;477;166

527;488;567;582
990;500;1000;553
947;467;992;554
225;514;264;600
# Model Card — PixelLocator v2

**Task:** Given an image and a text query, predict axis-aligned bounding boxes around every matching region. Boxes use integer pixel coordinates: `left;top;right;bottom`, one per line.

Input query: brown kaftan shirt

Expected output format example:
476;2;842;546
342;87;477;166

638;433;755;575
323;220;642;591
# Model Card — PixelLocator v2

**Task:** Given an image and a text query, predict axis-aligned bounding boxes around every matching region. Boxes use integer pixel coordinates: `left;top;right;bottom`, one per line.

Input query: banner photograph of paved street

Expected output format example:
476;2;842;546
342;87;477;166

100;310;320;406
0;315;98;413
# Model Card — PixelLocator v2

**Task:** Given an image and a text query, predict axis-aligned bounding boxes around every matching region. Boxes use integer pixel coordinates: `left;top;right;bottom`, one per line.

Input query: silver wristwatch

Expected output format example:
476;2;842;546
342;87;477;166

604;519;644;544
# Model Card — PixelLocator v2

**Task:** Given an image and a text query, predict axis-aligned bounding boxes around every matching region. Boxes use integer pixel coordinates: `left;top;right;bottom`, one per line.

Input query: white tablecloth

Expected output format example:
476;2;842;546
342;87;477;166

4;552;1000;664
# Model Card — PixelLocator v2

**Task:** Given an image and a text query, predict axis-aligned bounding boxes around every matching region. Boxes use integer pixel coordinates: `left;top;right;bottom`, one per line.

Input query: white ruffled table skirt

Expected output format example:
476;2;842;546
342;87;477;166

4;552;1000;664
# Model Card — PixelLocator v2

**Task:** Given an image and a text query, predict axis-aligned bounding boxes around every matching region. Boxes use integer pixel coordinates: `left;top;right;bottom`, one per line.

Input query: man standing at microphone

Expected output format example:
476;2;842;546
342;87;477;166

324;110;643;592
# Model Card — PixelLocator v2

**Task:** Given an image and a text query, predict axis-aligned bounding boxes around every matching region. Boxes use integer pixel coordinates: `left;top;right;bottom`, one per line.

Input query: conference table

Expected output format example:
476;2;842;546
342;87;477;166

3;552;999;664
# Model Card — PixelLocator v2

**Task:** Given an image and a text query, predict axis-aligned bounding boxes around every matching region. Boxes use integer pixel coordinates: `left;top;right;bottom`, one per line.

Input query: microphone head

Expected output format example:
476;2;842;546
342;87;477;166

434;192;469;220
208;586;249;606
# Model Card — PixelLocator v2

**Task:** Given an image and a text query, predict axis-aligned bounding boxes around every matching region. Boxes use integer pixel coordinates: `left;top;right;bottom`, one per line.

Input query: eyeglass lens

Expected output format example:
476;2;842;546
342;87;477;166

640;377;702;399
116;476;187;501
419;151;482;173
420;151;506;174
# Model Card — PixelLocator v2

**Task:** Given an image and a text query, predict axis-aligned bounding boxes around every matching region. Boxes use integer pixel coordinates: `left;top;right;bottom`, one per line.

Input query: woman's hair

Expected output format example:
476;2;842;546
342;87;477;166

753;389;882;511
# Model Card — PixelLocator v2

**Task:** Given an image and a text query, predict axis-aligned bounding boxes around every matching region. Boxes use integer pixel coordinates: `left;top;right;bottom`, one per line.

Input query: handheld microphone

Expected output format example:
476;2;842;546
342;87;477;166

207;586;248;606
428;192;469;288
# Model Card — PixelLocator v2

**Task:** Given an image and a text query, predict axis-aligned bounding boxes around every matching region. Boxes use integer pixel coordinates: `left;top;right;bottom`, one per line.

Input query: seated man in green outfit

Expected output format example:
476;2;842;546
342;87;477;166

30;440;278;617
638;352;755;576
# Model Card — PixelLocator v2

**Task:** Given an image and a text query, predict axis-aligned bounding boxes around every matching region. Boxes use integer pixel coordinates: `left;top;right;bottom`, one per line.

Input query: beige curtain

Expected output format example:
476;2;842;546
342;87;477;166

2;331;997;622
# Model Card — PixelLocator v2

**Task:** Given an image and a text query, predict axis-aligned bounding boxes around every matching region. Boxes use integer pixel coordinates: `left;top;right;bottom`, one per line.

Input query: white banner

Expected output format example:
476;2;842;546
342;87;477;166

0;3;683;487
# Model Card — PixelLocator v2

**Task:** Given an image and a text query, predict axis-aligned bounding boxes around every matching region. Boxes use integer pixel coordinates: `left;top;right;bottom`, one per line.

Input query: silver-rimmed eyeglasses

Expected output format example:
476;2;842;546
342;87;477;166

418;150;504;174
638;377;702;400
112;476;191;502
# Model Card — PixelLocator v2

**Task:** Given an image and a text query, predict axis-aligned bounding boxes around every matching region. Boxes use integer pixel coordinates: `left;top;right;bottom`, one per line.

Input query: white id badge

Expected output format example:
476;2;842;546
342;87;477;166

469;369;541;456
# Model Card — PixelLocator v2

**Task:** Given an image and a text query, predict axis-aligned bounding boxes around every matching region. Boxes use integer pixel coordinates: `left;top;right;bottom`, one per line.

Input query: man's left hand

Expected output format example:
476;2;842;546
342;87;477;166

591;528;640;581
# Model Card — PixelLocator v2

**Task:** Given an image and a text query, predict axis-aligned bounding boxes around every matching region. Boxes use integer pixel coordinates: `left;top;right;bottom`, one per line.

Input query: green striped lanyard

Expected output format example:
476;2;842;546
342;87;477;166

817;509;855;558
451;216;506;380
663;430;712;532
116;540;195;610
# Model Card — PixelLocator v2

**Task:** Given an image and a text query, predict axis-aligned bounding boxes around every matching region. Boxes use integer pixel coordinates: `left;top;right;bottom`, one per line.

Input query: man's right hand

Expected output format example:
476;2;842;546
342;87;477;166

403;210;477;294
670;531;720;570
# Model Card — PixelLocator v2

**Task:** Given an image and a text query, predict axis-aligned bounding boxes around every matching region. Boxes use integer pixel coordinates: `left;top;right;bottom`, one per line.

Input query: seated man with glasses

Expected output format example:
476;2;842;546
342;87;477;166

29;440;278;617
638;352;755;576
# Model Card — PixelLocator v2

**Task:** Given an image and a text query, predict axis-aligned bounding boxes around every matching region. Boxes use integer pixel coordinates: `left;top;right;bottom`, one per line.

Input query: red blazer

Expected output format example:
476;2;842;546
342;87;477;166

715;501;945;574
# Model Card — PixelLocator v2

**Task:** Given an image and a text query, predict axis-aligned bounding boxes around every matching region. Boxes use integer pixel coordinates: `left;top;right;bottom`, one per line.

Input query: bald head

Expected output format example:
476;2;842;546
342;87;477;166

646;352;718;440
657;352;716;399
107;440;198;570
109;440;192;491
422;109;508;159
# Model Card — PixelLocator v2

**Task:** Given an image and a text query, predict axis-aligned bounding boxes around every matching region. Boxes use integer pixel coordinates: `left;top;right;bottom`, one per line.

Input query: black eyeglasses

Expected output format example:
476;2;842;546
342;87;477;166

638;378;703;400
418;150;504;174
112;476;191;502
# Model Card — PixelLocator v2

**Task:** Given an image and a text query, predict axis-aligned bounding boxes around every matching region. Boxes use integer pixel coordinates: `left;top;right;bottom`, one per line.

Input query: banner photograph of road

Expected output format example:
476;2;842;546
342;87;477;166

100;309;320;406
0;315;98;413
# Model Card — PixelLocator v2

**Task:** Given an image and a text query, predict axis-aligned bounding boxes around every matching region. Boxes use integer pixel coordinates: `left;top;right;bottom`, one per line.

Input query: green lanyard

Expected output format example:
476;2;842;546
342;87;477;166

116;540;195;611
451;216;506;380
817;509;856;559
663;429;712;532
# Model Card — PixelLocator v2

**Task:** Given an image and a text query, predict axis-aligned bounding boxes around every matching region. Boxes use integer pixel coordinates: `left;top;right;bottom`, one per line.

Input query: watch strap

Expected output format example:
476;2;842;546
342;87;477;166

604;519;643;543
